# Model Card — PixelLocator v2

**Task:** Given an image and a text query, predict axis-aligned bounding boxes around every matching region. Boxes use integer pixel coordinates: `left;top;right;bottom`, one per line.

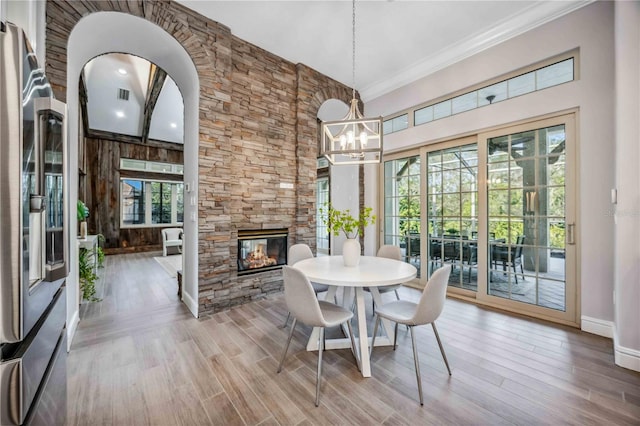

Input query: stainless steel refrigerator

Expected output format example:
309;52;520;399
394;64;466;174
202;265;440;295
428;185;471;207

1;21;68;425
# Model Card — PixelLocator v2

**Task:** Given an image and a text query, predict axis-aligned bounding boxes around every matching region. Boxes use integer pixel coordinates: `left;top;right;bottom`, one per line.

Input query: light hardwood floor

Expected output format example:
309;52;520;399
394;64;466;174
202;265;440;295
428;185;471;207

67;252;640;425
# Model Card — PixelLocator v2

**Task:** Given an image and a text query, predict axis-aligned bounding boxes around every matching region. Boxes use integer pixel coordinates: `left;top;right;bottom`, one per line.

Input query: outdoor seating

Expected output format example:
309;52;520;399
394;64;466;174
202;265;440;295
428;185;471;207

492;235;526;283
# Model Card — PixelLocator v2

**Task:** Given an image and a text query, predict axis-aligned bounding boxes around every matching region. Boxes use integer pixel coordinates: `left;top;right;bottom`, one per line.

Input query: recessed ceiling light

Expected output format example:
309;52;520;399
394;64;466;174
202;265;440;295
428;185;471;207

118;68;127;75
170;122;177;128
116;111;125;118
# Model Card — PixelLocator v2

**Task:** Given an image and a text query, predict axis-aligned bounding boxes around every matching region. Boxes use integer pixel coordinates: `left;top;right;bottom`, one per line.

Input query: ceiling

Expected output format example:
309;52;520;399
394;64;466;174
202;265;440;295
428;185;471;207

83;1;590;145
177;0;590;101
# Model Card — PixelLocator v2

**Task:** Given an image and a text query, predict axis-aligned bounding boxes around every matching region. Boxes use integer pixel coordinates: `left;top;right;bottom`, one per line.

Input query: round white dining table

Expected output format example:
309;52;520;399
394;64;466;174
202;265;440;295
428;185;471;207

293;255;417;377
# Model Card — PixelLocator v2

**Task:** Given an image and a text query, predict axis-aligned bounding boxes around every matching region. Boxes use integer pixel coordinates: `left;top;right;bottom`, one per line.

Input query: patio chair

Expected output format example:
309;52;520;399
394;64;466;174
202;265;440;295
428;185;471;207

492;235;525;283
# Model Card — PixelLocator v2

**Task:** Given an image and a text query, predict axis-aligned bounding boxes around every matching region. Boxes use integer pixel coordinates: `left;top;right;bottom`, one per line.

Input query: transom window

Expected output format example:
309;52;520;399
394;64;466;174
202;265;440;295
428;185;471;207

414;58;574;126
120;158;183;175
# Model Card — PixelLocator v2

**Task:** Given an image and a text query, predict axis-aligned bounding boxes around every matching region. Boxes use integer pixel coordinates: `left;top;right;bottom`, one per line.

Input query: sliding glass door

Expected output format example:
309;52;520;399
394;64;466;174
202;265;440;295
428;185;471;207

479;115;576;322
381;114;576;324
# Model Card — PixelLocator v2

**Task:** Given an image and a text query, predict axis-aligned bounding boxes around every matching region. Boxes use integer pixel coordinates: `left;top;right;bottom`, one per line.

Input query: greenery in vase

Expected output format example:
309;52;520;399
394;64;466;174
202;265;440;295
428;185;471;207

320;203;376;239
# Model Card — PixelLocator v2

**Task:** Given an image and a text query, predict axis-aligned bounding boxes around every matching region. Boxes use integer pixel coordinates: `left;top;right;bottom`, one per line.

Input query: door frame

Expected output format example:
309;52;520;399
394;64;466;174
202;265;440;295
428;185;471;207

473;113;578;326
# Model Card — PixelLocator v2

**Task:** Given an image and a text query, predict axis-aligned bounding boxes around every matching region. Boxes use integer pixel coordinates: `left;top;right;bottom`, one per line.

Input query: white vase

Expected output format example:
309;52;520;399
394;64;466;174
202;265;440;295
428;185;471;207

79;221;87;239
342;238;361;267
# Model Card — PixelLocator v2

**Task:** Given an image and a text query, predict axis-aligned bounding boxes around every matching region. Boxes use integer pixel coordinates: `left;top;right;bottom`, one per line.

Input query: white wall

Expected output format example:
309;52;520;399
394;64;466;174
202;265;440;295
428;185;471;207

613;1;640;372
366;2;616;326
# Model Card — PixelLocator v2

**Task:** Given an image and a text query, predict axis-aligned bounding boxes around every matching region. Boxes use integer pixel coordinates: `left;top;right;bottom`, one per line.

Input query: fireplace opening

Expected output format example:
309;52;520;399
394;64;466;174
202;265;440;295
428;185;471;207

237;229;288;275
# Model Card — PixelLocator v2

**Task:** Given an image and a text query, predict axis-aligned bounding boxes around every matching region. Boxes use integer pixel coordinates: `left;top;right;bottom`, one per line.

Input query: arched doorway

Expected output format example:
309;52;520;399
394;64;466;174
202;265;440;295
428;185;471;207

65;12;200;343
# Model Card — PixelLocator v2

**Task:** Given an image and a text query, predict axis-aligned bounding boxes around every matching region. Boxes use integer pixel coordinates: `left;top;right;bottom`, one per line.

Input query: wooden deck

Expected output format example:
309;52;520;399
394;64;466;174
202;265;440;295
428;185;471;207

67;252;640;425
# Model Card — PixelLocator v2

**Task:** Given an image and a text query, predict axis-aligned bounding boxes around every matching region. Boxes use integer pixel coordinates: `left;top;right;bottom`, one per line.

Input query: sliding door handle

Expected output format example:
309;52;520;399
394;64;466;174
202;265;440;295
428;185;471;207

567;223;575;245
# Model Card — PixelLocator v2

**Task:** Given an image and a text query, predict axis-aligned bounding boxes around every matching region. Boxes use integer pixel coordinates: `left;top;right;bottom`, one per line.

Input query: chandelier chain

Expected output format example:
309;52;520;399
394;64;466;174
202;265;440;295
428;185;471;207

352;0;356;100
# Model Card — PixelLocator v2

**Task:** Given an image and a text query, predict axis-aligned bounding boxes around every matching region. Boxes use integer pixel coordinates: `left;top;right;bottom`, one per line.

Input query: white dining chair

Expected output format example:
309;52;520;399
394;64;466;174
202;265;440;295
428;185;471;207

370;266;452;405
277;266;360;406
363;245;403;310
280;244;330;328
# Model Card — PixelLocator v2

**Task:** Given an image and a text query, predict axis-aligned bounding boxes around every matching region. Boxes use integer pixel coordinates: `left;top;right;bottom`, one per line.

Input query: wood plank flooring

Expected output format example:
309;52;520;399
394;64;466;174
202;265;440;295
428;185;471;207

67;252;640;425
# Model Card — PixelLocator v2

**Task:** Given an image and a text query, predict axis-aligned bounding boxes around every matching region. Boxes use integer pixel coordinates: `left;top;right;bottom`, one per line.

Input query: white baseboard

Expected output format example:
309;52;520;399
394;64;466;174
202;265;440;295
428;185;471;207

615;342;640;372
582;316;640;372
182;289;198;318
581;315;614;338
67;309;80;352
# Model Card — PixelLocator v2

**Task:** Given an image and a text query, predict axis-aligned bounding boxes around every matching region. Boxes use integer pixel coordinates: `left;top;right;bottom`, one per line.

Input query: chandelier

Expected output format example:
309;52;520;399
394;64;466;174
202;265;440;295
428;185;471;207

321;0;383;165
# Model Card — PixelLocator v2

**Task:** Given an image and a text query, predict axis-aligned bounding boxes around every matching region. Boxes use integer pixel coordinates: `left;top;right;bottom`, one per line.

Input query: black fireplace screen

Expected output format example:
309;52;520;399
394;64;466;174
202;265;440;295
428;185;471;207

237;229;288;275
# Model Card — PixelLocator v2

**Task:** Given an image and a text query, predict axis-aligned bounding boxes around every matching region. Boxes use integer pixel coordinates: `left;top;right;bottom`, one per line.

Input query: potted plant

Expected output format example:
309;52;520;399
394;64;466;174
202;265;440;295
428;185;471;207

78;246;100;302
320;203;376;266
77;200;89;238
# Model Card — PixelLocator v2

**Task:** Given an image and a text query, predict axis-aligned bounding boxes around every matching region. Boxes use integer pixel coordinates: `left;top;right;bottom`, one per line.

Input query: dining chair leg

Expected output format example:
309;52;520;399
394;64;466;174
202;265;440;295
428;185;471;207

431;322;451;376
346;320;361;372
370;315;380;354
279;312;291;329
409;326;424;405
393;322;399;350
316;327;325;407
277;318;297;373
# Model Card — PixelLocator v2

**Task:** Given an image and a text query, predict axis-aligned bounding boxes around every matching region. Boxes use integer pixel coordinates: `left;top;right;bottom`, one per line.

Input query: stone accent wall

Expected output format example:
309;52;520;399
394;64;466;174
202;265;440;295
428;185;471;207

45;0;357;314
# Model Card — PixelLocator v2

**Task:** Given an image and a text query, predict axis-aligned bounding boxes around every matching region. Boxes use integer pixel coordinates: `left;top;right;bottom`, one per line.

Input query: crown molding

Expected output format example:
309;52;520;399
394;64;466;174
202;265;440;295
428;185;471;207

360;1;594;102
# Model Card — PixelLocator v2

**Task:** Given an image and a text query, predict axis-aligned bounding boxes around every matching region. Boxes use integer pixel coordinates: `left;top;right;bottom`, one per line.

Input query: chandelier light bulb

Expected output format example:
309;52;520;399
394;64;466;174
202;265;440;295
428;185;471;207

340;134;347;149
360;131;368;147
347;130;355;148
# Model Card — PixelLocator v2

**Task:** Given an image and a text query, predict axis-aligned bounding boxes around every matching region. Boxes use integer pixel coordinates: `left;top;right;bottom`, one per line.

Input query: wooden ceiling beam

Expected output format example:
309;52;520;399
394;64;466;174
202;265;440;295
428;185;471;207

79;71;90;136
141;64;167;144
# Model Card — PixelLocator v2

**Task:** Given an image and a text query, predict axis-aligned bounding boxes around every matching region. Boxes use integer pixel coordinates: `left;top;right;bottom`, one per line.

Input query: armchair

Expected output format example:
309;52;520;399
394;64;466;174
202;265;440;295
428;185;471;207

161;227;183;256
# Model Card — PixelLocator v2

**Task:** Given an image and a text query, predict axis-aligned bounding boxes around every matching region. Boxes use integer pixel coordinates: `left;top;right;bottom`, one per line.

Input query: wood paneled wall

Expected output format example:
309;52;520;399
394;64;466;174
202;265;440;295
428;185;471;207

82;135;183;251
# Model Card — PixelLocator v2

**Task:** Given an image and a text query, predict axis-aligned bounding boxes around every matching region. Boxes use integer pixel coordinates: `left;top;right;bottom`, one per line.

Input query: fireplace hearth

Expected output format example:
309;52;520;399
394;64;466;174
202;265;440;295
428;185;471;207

237;229;288;275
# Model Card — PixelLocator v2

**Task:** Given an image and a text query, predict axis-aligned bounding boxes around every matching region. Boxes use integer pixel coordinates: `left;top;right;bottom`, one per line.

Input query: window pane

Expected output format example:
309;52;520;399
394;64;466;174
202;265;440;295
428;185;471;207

316;176;330;253
451;92;477;114
176;183;184;223
392;114;408;132
433;100;452;120
122;179;145;225
383;120;393;135
508;72;535;97
151;182;172;224
414;105;433;125
384;155;421;277
537;59;573;90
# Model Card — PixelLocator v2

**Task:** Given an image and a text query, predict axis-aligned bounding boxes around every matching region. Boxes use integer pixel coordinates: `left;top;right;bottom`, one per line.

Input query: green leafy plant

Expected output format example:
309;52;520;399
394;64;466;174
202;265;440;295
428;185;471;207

77;200;89;221
78;247;100;302
320;203;376;239
96;234;106;268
